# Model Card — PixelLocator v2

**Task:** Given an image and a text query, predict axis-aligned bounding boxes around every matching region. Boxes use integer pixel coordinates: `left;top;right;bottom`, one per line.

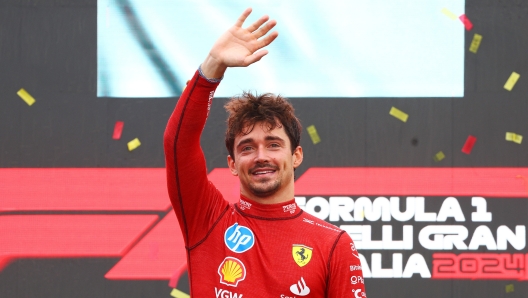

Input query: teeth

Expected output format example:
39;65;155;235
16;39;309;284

254;170;273;175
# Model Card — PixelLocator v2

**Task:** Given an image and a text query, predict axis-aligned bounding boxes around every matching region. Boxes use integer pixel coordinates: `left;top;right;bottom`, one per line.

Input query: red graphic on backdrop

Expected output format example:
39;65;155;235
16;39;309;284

432;253;528;280
1;167;527;280
0;215;158;271
294;167;528;197
0;168;239;280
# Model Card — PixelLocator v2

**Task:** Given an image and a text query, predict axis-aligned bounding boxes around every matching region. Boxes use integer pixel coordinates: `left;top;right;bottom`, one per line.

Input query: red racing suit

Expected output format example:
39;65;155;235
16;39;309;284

164;70;366;297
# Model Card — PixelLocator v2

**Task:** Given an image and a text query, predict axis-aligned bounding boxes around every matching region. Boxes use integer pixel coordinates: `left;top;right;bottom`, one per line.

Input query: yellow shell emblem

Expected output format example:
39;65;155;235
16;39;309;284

292;244;313;267
218;257;246;286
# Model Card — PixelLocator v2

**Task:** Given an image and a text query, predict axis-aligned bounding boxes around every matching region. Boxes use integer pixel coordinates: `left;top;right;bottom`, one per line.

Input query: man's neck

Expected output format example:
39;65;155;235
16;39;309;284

240;185;294;205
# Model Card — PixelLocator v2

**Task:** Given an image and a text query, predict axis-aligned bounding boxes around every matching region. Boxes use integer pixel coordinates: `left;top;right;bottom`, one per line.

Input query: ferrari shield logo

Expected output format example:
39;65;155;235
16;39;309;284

292;244;313;267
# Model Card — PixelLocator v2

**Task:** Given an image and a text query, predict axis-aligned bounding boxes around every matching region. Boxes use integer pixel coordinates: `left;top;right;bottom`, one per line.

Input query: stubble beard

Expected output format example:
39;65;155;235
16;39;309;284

248;176;282;198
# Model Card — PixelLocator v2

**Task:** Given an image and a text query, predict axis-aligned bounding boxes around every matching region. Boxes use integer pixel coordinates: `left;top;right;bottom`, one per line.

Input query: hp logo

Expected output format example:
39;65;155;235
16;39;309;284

224;223;255;253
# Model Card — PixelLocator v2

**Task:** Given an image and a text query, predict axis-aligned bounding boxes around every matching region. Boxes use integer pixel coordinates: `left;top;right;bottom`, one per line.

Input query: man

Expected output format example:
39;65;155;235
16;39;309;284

164;8;366;297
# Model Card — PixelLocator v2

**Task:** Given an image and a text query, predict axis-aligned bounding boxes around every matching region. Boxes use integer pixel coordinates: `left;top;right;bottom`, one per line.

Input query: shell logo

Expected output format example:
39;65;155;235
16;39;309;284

218;257;246;287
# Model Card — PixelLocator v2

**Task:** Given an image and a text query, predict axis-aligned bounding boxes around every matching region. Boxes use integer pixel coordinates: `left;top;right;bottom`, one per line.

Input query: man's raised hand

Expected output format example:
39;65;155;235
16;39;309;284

201;8;278;79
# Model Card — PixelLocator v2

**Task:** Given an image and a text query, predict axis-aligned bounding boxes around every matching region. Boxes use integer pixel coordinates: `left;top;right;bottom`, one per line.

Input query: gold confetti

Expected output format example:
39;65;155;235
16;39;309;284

505;284;514;293
505;132;523;144
504;72;520;91
433;151;445;162
389;107;408;122
441;8;458;20
17;88;36;106
170;288;190;298
306;125;321;144
127;138;141;151
469;34;482;53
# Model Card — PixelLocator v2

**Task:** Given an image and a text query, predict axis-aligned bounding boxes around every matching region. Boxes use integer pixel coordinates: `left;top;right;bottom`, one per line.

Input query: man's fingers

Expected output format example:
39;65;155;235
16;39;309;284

252;19;277;39
235;7;252;27
245;15;270;33
257;31;279;49
244;50;268;66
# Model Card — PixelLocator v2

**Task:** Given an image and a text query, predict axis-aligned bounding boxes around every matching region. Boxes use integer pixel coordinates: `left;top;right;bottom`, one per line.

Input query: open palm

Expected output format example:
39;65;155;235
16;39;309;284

208;8;278;68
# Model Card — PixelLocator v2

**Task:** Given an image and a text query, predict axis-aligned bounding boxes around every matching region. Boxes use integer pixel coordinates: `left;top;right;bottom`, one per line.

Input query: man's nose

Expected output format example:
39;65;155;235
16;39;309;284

255;146;269;162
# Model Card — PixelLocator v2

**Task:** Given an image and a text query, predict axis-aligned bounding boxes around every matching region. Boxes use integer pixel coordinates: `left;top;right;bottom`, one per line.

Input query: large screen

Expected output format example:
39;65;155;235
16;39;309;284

97;0;465;98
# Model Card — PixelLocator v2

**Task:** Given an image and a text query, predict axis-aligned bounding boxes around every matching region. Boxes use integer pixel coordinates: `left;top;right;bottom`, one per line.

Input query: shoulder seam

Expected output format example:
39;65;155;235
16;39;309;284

173;76;200;295
188;204;230;250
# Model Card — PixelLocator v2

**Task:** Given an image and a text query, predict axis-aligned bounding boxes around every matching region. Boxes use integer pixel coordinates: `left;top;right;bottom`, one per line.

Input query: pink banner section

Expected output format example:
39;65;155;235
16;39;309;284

207;168;240;204
294;168;528;197
432;253;528;280
105;212;185;280
105;169;238;280
0;168;171;211
0;215;158;271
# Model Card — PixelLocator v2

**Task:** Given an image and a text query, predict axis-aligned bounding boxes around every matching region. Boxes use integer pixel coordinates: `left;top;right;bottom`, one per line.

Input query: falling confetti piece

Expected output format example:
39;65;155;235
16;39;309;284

433;151;445;162
17;88;36;106
504;72;520;91
113;121;124;140
461;135;477;154
389;107;408;122
306;125;321;144
127;138;141;151
170;288;190;298
441;8;457;20
469;34;482;53
358;210;365;219
505;132;523;144
505;284;514;293
459;14;473;30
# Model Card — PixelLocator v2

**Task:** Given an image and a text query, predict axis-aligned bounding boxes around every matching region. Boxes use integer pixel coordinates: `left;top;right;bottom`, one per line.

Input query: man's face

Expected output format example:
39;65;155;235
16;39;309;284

227;121;303;199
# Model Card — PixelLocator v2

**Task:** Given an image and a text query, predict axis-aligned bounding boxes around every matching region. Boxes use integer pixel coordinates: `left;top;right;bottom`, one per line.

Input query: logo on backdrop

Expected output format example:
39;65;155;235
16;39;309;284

218;257;246;287
225;223;255;253
292;244;313;267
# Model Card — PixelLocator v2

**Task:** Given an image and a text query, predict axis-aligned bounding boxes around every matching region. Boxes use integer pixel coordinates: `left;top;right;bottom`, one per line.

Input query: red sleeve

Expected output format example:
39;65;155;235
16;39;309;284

327;232;367;297
163;70;229;247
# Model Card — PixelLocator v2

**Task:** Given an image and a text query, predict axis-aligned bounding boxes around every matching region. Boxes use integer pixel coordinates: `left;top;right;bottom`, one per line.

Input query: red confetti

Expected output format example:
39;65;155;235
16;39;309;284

113;121;124;140
462;135;477;154
459;14;473;31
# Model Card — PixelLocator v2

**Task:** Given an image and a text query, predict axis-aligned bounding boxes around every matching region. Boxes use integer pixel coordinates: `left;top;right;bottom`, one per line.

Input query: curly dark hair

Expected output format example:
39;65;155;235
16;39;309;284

225;91;302;161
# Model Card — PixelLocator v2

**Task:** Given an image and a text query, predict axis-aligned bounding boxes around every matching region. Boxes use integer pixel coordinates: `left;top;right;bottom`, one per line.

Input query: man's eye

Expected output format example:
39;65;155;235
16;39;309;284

242;146;252;151
270;143;280;148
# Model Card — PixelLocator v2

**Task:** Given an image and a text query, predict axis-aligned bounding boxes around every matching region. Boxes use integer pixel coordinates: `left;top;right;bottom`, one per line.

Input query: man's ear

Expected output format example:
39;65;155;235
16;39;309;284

292;146;303;169
227;155;238;176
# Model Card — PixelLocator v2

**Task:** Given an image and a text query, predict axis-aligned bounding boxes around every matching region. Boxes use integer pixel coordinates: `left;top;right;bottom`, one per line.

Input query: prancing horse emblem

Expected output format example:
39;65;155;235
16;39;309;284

292;244;313;267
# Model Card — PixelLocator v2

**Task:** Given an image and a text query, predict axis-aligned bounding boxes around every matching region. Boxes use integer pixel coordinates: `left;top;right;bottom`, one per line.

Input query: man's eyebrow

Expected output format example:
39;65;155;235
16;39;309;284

236;135;285;148
236;138;254;148
265;135;285;143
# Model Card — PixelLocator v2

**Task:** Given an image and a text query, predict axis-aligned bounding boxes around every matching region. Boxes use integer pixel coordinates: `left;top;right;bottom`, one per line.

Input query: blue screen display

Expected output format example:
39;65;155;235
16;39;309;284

98;0;465;98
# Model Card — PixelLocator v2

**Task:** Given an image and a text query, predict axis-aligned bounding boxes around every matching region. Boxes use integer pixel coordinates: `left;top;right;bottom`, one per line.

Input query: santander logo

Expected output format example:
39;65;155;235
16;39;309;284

290;277;310;296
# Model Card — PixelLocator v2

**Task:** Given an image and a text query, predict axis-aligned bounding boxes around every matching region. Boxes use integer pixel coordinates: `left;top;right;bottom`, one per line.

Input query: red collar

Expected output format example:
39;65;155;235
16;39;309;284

235;195;302;219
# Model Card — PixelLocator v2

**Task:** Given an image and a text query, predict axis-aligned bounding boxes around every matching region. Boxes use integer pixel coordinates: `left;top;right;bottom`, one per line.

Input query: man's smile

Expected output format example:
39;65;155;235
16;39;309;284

249;165;279;178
